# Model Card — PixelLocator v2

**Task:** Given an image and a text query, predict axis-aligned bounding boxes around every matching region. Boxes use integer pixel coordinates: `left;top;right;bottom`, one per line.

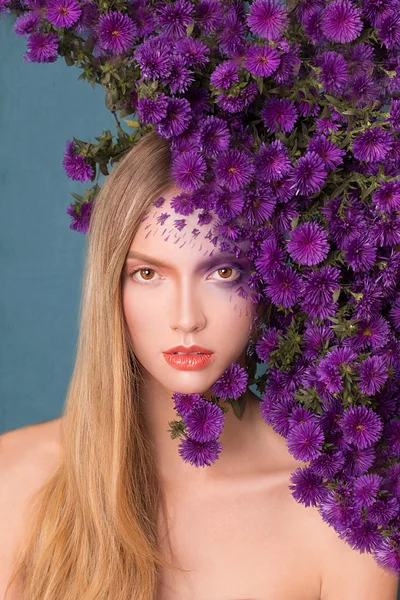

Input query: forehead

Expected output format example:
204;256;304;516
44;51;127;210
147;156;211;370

129;187;251;263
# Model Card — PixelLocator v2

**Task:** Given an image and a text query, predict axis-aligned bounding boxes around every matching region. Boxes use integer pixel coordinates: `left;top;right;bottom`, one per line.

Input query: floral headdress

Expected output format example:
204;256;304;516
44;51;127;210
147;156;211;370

4;0;400;573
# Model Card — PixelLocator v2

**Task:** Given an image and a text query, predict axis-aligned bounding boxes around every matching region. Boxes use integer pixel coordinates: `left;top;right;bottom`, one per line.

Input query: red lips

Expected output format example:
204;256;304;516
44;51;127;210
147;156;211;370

164;344;213;354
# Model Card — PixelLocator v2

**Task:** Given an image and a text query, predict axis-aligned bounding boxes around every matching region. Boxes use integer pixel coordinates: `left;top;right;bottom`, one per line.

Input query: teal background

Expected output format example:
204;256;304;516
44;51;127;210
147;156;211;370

0;14;113;434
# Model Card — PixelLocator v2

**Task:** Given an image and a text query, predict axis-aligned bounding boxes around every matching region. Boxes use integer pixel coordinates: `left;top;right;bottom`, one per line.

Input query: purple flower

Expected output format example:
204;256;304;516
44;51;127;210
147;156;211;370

289;466;328;507
214;189;245;219
347;72;380;109
254;236;285;278
156;0;194;38
128;1;155;38
287;221;330;266
353;474;383;508
175;37;210;69
166;55;194;94
134;36;172;80
292;152;327;196
169;192;194;216
318;486;356;529
254;140;292;183
137;94;168;125
343;233;377;272
216;9;246;57
62;140;94;181
300;265;341;319
211;362;248;400
23;32;59;63
321;0;363;43
171;150;207;192
183;400;225;443
377;10;400;49
216;82;258;113
195;0;224;35
155;97;192;138
317;346;357;393
46;0;81;28
14;12;40;36
243;184;276;226
261;394;296;436
261;97;298;133
303;323;334;360
66;200;93;234
245;44;281;77
316;117;339;135
357;355;389;396
272;49;300;86
369;498;399;526
384;420;400;458
214;149;254;192
347;315;391;351
303;7;325;44
96;11;137;55
372;179;400;212
352;128;393;162
362;0;399;27
247;0;289;41
339;405;383;450
315;51;349;94
178;436;222;467
308;135;345;171
390;99;400;132
343;519;383;554
173;392;203;417
255;327;280;362
312;451;345;478
200;116;230;158
263;266;302;308
287;420;325;462
210;60;239;89
0;0;9;14
389;298;400;331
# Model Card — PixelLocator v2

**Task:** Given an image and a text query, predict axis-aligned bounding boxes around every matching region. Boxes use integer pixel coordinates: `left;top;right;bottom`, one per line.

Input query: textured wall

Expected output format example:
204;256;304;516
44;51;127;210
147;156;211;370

0;15;113;434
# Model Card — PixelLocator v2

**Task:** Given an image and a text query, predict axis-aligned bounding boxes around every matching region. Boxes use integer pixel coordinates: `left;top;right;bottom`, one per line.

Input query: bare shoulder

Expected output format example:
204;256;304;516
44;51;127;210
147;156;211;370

0;418;62;598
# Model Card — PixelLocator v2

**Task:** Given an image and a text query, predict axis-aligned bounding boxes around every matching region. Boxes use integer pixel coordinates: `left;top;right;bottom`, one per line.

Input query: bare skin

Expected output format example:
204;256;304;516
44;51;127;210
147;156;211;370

1;414;398;600
155;389;323;600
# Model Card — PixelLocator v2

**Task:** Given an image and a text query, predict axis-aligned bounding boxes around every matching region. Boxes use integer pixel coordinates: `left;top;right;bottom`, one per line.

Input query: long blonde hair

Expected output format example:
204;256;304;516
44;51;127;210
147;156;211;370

5;130;189;600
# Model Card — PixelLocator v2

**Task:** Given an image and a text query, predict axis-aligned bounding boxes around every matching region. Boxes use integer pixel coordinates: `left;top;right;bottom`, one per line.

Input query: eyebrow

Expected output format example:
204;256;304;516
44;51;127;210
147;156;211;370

125;250;249;270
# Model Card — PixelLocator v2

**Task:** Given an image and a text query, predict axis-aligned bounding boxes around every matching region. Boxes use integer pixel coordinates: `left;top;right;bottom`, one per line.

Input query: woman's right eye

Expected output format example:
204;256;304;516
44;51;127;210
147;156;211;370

129;268;160;284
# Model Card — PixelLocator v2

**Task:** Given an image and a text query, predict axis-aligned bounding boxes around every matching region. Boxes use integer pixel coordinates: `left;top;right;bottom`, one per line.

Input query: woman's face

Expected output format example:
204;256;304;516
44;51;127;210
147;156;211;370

121;187;256;395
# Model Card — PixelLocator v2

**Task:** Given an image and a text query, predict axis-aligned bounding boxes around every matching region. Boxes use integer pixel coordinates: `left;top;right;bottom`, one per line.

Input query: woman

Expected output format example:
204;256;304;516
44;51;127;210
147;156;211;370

1;131;398;600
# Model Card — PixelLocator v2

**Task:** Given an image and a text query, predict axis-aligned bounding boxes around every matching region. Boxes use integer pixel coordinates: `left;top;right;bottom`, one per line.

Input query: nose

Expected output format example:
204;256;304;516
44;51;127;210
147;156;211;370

169;277;206;333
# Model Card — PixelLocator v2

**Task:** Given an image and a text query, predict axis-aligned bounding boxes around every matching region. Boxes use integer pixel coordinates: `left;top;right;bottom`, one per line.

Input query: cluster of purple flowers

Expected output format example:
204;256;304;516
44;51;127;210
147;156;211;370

174;362;248;467
6;0;400;573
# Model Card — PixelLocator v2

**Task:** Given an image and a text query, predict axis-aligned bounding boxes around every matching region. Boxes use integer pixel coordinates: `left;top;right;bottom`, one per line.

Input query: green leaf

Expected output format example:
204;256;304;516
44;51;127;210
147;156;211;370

332;287;341;303
70;192;83;202
124;119;139;128
230;394;248;421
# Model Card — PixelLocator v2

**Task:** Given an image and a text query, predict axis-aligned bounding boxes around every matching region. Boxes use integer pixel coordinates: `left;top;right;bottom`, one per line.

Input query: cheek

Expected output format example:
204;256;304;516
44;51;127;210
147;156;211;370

122;283;160;341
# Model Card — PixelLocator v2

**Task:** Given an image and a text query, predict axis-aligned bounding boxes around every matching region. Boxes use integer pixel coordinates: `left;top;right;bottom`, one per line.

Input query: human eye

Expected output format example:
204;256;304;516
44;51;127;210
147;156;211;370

207;265;244;284
128;266;161;284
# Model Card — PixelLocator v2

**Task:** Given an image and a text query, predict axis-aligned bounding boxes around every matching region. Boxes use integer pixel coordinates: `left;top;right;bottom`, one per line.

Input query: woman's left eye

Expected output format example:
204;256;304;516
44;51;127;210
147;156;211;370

208;266;243;283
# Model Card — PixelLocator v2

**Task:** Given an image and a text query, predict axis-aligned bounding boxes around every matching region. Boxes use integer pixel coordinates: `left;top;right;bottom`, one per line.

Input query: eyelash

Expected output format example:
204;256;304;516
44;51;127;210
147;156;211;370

128;265;245;286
